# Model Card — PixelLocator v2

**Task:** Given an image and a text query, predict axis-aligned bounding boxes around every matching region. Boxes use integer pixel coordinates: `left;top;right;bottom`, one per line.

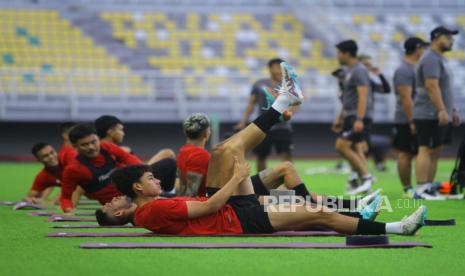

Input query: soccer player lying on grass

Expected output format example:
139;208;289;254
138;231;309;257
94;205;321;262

177;112;380;214
60;124;178;214
23;143;63;204
96;160;382;226
107;62;426;236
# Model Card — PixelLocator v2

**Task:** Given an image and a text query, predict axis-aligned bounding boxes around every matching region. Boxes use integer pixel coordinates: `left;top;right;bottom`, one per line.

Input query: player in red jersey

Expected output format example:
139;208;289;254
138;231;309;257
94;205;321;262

57;122;78;168
176;113;211;197
61;124;177;214
23;143;63;204
108;63;425;236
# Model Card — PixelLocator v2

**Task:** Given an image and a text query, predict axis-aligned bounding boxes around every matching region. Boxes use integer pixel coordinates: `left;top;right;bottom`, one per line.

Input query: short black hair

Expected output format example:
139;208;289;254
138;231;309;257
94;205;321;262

31;142;50;157
111;165;152;199
336;40;358;57
59;122;77;135
267;58;284;68
183;113;210;140
69;124;97;144
95;209;132;226
94;115;123;139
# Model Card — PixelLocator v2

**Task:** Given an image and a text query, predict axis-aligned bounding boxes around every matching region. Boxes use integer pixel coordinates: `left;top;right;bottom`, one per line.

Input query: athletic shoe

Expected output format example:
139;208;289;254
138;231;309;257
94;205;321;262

344;178;359;195
279;62;304;105
360;194;382;221
413;189;446;201
346;176;373;196
402;188;414;199
399;205;427;236
358;188;382;210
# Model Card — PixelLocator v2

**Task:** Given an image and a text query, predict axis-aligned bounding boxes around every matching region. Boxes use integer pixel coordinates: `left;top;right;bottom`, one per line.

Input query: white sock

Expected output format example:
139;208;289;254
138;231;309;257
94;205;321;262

271;94;291;113
385;222;403;234
349;171;358;180
415;183;432;193
361;174;372;180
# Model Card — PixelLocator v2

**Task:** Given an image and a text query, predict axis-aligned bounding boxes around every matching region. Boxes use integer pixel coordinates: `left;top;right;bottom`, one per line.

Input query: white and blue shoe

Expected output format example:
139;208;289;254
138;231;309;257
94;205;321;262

360;194;382;221
279;62;304;105
400;205;427;236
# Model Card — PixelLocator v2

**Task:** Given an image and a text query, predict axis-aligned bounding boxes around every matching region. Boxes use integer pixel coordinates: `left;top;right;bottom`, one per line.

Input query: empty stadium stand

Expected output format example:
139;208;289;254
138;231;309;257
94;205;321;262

0;0;464;123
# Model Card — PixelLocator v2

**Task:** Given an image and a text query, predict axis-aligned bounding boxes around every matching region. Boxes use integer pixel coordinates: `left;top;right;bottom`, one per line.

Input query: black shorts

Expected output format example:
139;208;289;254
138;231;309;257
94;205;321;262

206;175;270;197
253;128;293;159
228;195;275;234
414;120;452;148
150;158;177;192
340;116;372;144
392;124;418;154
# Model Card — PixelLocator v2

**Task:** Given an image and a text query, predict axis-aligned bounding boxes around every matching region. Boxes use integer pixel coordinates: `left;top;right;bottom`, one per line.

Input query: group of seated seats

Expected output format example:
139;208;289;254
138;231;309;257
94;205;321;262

0;9;150;96
101;12;336;75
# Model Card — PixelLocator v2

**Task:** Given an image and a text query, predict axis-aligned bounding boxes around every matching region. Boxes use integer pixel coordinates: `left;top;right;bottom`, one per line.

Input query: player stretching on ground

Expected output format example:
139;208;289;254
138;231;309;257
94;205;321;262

110;62;425;236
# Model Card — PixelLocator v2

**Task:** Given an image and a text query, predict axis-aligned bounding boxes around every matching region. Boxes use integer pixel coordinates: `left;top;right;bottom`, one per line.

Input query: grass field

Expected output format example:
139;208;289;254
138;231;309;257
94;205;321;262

1;160;465;276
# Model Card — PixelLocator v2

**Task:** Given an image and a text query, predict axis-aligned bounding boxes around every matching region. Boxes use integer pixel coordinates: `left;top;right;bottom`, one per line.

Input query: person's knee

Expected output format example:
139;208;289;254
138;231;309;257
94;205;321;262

335;139;350;153
158;148;176;159
281;161;296;175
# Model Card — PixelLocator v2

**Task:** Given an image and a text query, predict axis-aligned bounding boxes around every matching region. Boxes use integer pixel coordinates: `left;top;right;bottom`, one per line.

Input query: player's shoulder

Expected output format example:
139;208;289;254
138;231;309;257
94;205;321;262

189;147;210;161
100;141;119;151
420;50;440;64
395;62;414;76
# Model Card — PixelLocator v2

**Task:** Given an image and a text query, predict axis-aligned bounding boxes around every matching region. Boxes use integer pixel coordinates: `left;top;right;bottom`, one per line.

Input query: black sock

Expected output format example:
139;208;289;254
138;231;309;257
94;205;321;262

250;174;270;196
323;197;358;210
292;183;310;198
339;211;362;219
252;108;281;133
403;186;413;192
356;219;386;235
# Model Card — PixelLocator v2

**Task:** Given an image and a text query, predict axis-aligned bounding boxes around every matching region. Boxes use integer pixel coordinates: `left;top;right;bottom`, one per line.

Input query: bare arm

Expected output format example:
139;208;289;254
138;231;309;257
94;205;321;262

71;186;85;208
186;157;249;219
236;95;257;128
397;85;414;122
356;85;369;119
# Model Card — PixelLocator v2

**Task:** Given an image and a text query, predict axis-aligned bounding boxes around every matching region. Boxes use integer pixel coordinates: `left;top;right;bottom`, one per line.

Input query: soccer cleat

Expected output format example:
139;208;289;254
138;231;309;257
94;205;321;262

399;205;427;236
413;189;446;201
358;188;382;210
278;62;304;105
346;176;373;196
360;194;382;221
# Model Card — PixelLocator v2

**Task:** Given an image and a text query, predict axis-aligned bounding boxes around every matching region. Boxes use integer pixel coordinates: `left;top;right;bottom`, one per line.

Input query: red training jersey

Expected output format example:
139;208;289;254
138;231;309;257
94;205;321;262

30;166;62;193
134;197;243;235
58;144;77;168
176;144;211;196
60;142;143;211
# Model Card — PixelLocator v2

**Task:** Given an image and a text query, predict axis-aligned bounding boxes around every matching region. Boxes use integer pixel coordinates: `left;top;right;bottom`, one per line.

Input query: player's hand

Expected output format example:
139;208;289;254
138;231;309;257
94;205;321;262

331;119;343;133
438;110;449;126
234;121;246;130
452;110;461;127
409;122;417;135
63;209;75;216
353;120;364;133
233;156;250;182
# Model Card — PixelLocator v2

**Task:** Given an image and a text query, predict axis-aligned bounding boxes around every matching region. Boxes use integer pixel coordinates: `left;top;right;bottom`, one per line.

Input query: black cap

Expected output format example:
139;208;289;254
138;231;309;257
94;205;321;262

335;40;358;57
430;26;459;41
404;37;429;54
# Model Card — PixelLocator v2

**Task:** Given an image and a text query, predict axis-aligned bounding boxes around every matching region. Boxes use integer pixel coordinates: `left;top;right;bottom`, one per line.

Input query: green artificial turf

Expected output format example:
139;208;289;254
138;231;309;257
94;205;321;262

1;160;465;275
